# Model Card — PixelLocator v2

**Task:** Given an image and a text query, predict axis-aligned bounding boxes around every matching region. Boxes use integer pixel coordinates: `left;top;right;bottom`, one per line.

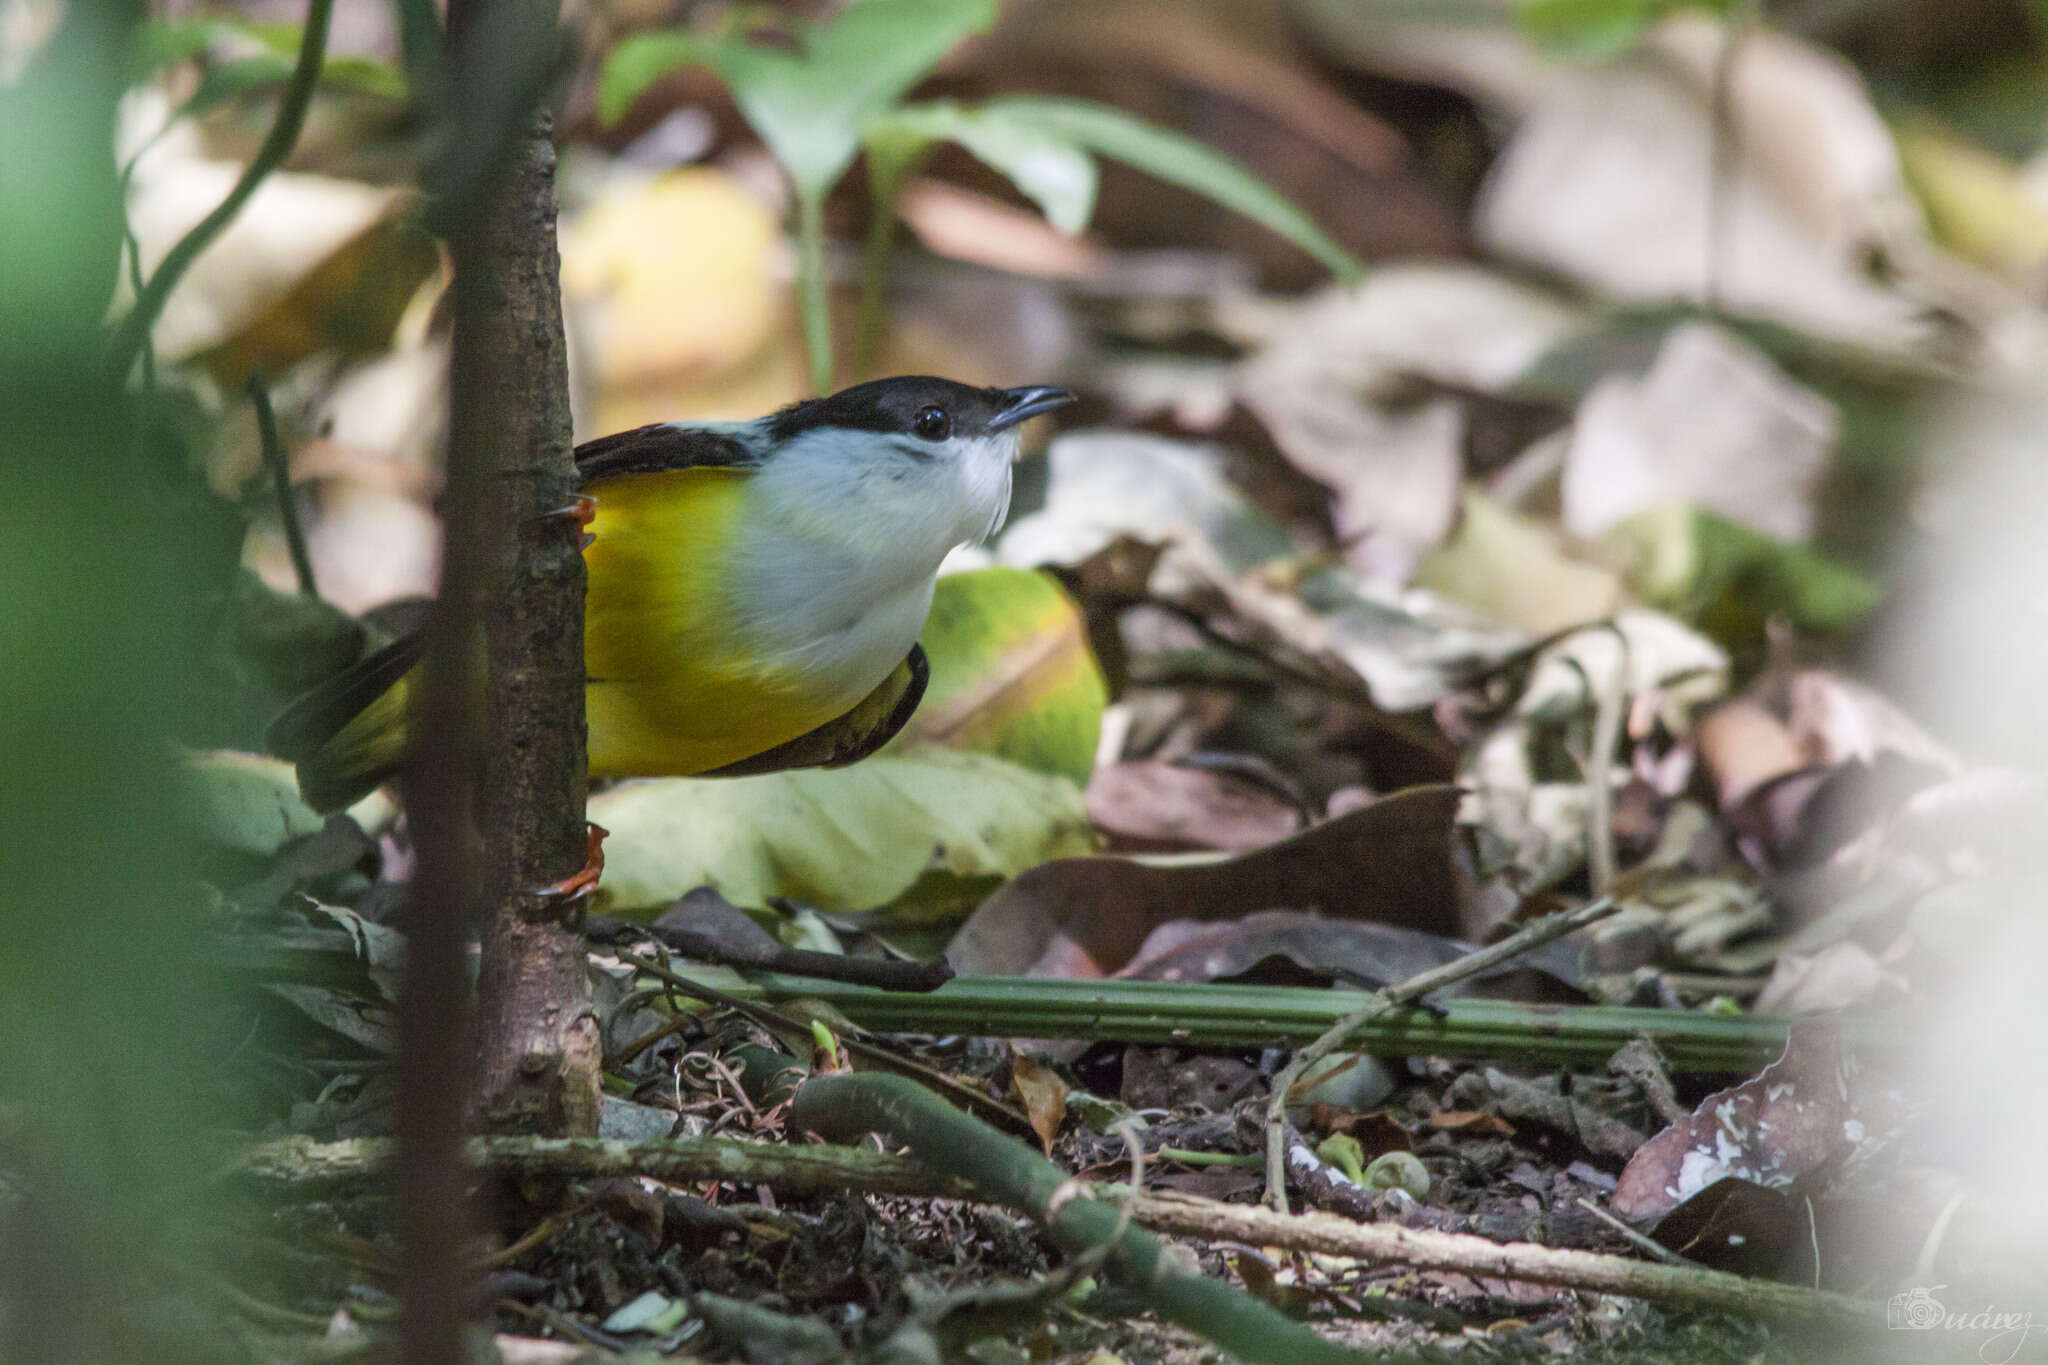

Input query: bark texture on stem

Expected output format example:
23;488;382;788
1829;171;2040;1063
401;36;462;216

397;24;588;1358
456;111;599;1138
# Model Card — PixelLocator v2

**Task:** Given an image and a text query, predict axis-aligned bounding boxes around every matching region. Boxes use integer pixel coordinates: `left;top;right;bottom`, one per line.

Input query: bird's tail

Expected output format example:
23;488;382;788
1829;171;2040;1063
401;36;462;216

266;632;423;812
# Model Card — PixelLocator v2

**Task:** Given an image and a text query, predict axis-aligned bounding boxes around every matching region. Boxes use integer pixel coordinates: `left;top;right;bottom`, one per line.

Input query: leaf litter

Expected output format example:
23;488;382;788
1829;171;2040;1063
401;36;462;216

152;1;2048;1359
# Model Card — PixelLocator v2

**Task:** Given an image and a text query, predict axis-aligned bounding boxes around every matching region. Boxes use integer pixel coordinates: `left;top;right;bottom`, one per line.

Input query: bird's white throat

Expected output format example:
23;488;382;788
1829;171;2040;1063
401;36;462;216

717;423;1018;709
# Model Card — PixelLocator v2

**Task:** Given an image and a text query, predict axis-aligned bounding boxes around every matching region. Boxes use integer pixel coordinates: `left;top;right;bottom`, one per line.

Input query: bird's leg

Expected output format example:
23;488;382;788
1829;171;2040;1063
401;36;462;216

530;822;608;905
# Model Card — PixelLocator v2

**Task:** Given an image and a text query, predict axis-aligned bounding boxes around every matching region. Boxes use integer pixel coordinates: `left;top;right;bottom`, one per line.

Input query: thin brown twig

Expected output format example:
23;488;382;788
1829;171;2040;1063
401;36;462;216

479;1207;581;1272
1136;1191;1881;1329
1262;897;1622;1214
610;947;1036;1139
1574;1196;1687;1266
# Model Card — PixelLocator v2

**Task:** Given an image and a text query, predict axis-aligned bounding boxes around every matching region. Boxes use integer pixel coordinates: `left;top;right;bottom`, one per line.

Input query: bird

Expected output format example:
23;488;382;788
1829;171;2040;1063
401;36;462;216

268;375;1074;812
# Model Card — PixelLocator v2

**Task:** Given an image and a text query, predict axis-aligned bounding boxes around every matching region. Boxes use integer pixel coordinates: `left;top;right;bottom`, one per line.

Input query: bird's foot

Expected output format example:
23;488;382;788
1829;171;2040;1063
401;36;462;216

532;822;608;906
541;494;598;545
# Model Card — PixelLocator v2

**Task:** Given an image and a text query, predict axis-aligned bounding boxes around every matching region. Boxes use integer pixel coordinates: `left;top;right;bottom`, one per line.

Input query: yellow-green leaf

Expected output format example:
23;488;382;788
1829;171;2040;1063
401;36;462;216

895;567;1106;784
591;750;1093;919
1411;490;1622;634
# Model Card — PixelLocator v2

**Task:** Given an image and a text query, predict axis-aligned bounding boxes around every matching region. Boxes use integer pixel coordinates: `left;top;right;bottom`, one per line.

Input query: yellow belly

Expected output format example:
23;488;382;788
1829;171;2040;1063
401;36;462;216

581;468;854;776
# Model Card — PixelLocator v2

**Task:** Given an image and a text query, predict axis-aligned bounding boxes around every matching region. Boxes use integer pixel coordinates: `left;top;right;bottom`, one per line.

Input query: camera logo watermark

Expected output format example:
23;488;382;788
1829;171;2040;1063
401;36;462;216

1888;1286;2038;1363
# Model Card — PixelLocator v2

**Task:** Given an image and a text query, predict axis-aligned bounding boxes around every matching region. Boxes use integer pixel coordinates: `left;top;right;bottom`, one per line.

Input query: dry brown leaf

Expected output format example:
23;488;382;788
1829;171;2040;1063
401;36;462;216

1753;941;1906;1015
1233;266;1588;579
1009;1055;1070;1155
1411;490;1622;634
946;784;1463;977
897;179;1104;278
121;108;418;362
1696;697;1806;812
974;0;1463;283
1113;909;1585;1001
999;430;1524;710
1560;323;1837;543
1648;1177;1813;1280
1426;1109;1514;1137
1476;61;1932;349
1612;1017;1871;1220
1084;760;1303;853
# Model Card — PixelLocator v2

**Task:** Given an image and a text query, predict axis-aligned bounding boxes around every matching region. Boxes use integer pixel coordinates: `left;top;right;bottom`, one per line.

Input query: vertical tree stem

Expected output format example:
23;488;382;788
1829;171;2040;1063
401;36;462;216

398;2;593;1360
462;109;599;1139
796;189;834;394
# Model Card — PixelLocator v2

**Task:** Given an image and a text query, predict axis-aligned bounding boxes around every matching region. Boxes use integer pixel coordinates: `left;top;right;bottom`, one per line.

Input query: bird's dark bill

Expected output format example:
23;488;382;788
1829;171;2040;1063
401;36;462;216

987;386;1075;432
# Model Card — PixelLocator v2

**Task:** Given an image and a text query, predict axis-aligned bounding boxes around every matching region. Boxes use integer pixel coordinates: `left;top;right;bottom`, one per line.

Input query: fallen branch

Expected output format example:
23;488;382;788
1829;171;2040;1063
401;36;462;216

1131;1191;1883;1329
238;1133;1884;1328
233;1133;974;1199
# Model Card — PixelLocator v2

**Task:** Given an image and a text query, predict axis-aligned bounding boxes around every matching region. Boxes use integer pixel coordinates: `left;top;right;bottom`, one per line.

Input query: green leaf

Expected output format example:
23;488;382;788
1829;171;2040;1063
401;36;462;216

599;0;998;196
133;18;229;74
590;749;1093;919
315;55;407;99
132;18;405;99
1514;0;1666;57
895;567;1107;783
742;0;998;195
981;96;1363;284
180;750;326;857
1604;505;1882;660
596;31;707;128
868;101;1099;233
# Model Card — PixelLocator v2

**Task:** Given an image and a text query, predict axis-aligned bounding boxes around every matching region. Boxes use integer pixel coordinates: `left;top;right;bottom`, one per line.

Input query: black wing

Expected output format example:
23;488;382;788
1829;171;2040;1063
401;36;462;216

265;630;425;762
574;423;760;485
701;646;930;777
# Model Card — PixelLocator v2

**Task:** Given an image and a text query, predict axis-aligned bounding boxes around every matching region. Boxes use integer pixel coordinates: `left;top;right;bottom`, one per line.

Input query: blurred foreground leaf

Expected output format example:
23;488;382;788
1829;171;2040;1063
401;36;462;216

1516;0;1676;58
3;2;232;1355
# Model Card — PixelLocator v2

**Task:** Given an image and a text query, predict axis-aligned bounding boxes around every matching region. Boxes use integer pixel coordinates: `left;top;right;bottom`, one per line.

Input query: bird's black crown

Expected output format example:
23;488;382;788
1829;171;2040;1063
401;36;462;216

764;376;1070;445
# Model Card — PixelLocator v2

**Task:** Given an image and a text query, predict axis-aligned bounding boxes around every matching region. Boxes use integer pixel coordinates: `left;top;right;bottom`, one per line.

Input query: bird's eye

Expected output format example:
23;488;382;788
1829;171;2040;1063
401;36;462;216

913;405;951;441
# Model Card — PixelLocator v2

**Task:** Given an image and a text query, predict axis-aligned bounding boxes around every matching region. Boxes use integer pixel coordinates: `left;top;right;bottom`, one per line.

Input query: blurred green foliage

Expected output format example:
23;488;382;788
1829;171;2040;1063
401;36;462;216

1;1;241;1360
1515;0;1733;57
599;0;1362;392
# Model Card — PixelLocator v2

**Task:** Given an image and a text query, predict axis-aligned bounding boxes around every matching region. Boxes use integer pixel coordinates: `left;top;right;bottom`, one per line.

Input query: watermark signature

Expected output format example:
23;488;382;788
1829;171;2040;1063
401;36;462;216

1889;1286;2039;1364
